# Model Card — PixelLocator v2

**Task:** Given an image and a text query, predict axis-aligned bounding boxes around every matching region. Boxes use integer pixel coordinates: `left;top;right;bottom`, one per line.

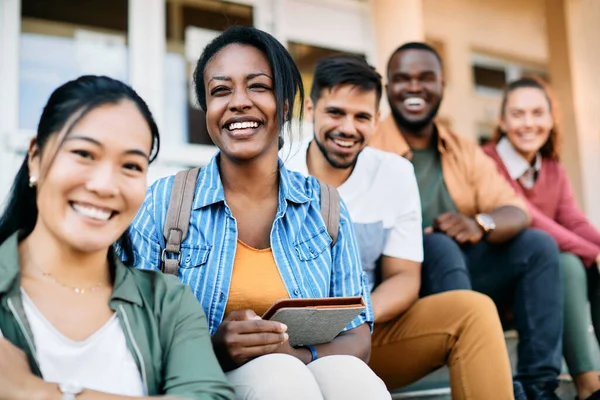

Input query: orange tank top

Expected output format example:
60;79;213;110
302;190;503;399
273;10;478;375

224;240;289;317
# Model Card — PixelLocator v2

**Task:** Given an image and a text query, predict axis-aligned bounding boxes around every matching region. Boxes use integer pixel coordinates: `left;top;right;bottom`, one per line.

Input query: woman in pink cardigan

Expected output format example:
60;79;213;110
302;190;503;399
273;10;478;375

483;76;600;400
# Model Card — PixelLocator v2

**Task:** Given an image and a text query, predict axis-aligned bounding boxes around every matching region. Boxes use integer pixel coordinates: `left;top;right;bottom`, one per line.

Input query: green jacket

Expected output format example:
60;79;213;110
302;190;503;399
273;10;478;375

0;233;233;399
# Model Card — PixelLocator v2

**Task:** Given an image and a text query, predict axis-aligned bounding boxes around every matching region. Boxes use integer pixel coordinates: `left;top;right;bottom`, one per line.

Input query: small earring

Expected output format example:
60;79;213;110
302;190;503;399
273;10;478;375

28;176;37;188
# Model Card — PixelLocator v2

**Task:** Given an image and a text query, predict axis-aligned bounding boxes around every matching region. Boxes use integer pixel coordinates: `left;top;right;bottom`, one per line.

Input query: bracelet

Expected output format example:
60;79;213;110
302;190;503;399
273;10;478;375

304;345;318;363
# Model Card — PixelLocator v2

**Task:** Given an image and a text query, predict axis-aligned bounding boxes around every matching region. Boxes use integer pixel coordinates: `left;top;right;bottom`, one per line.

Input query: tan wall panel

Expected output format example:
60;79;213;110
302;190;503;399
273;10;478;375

421;0;548;141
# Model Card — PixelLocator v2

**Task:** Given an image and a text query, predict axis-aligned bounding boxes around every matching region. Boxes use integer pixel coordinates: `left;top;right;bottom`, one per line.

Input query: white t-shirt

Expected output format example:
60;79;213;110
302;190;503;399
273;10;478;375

285;141;423;290
21;290;145;396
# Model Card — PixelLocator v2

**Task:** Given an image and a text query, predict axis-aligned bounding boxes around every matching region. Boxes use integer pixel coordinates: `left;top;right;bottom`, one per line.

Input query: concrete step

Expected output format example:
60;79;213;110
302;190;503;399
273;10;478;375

392;388;450;400
391;380;577;400
388;327;600;399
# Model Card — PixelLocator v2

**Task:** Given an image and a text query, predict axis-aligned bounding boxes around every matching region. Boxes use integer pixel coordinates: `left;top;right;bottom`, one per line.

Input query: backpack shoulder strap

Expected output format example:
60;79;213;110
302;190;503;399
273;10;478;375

161;167;200;275
318;181;341;247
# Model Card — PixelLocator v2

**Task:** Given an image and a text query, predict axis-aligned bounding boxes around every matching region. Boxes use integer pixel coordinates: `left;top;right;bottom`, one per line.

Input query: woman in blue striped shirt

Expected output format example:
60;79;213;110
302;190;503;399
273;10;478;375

129;26;390;399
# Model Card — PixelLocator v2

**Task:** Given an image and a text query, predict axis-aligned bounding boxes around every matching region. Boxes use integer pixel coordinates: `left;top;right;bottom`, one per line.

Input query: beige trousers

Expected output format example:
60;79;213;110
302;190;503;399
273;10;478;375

370;291;514;400
226;353;391;400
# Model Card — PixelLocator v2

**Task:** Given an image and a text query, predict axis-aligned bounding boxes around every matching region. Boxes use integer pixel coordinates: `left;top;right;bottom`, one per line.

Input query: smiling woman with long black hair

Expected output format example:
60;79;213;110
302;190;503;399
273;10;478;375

0;75;232;399
130;26;390;399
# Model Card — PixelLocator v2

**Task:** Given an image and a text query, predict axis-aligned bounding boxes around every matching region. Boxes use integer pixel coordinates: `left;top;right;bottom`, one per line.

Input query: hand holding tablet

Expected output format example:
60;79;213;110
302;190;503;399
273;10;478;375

262;297;366;347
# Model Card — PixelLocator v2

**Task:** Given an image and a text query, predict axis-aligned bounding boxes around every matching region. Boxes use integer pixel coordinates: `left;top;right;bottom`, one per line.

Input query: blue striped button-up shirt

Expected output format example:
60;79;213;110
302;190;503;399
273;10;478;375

128;155;373;335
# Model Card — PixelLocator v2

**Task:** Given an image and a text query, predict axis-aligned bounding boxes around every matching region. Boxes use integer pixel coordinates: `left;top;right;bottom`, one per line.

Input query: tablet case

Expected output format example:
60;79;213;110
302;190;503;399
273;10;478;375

262;297;366;347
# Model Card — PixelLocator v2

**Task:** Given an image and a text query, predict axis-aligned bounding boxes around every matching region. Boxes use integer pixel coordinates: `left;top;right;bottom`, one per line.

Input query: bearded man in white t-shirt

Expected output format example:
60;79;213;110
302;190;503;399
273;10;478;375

285;55;525;399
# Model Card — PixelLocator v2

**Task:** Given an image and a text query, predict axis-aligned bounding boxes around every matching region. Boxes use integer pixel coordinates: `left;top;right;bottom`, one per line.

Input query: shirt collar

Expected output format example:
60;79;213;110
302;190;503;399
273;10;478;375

192;155;226;209
109;254;143;307
0;233;21;297
496;137;541;180
375;115;450;159
192;153;310;211
0;232;143;308
278;159;311;204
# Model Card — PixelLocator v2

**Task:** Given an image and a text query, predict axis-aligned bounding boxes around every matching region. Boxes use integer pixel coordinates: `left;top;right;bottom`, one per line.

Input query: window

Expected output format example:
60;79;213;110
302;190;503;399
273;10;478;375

20;0;128;130
287;42;365;144
22;0;127;32
165;0;253;146
470;53;548;144
473;66;507;91
288;41;365;100
167;1;252;38
471;53;547;96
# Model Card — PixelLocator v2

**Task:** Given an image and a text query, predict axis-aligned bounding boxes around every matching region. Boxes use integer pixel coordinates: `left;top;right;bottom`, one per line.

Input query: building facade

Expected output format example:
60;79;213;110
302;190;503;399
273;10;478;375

1;0;599;226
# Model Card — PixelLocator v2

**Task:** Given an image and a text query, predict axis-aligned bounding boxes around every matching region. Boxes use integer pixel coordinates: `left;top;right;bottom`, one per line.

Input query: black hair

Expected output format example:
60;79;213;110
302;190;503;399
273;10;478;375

387;42;443;78
310;54;382;106
0;75;160;265
193;26;304;148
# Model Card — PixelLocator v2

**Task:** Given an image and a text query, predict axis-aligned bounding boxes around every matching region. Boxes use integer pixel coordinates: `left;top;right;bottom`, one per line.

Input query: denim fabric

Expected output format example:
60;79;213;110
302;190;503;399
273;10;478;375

128;155;373;335
420;229;563;384
420;233;472;296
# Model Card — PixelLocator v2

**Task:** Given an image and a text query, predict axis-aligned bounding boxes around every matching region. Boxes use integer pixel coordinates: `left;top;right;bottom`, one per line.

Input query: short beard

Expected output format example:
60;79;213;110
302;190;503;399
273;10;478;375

313;135;359;170
389;94;442;135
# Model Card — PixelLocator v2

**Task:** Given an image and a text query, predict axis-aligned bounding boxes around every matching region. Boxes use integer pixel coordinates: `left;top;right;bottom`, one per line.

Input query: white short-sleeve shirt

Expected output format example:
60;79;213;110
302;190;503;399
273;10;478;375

285;142;423;290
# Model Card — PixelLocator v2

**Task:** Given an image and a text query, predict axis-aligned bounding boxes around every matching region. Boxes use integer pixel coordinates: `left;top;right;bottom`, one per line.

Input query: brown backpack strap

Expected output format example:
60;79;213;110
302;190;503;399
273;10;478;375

161;168;200;275
318;181;340;247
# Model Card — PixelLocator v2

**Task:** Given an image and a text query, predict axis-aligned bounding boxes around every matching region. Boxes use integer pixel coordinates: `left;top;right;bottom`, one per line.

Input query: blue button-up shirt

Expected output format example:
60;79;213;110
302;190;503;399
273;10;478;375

129;155;373;335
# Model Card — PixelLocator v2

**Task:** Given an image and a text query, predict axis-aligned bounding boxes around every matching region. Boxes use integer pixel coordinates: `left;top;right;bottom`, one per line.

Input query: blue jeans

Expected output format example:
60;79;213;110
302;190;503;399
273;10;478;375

419;229;563;385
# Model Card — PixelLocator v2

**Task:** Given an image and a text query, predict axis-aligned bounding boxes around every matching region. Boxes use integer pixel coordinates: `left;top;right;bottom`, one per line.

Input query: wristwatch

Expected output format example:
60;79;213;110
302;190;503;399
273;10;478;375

475;213;496;237
58;382;83;400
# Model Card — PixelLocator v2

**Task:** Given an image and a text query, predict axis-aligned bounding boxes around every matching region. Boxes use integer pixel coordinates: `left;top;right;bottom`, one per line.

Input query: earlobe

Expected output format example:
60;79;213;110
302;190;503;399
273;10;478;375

27;138;41;180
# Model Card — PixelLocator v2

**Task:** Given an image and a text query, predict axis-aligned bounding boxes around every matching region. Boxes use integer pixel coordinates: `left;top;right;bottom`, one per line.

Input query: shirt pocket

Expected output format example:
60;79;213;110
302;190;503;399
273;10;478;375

293;228;332;261
179;244;212;269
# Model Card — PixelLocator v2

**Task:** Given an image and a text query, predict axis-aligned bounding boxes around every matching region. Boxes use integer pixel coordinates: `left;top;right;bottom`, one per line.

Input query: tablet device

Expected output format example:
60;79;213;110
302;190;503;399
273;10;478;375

262;297;366;347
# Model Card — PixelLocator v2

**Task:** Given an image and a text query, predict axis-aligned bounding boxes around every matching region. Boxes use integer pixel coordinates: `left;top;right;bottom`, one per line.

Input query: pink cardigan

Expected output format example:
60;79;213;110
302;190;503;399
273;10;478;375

483;143;600;267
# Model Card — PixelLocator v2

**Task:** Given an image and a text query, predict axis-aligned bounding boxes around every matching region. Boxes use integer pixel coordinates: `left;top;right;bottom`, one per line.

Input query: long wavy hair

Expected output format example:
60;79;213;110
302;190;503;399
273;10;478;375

493;76;561;161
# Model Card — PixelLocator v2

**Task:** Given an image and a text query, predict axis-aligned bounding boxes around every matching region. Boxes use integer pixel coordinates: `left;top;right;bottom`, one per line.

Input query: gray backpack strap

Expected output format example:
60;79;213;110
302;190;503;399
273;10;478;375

161;168;200;275
318;181;341;247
